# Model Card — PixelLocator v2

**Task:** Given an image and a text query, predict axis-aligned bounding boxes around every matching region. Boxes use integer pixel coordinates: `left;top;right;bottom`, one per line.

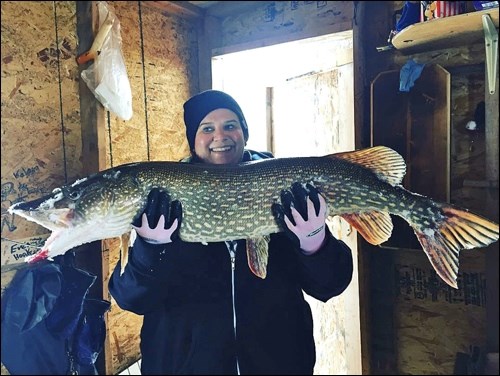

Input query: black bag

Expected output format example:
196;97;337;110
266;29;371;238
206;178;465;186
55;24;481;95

1;257;110;375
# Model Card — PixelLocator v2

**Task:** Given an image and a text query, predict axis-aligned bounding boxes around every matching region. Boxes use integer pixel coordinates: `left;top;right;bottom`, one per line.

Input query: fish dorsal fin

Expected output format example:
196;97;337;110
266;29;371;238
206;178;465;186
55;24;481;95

341;211;393;245
333;146;406;186
246;235;270;279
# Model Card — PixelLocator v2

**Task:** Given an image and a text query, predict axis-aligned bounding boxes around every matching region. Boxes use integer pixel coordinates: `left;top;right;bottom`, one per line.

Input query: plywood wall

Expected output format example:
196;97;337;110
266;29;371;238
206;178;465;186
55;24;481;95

1;1;82;374
101;2;199;374
104;1;198;168
1;1;199;375
1;1;82;267
393;248;487;375
364;2;499;375
218;1;353;50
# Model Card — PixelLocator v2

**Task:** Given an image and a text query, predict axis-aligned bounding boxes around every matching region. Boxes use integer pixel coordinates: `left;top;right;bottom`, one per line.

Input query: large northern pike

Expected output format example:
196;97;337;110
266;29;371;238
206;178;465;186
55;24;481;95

8;146;499;289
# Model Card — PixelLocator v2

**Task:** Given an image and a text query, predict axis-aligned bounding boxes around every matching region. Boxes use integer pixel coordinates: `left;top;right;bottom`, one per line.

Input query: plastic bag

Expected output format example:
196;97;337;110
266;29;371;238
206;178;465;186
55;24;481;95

399;58;425;92
81;1;133;121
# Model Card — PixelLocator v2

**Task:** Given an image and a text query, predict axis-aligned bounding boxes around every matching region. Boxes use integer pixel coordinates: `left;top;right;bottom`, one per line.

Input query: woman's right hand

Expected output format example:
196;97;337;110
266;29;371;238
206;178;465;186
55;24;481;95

132;188;183;244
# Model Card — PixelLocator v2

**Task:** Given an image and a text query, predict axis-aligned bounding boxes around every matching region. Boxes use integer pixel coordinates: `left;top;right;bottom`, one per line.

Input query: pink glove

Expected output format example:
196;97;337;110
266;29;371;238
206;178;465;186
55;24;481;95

272;183;328;254
134;213;180;244
132;188;182;244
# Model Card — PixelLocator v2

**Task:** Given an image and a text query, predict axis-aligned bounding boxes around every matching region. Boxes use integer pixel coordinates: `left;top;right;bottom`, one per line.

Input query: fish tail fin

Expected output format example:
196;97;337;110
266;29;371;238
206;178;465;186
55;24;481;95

414;205;499;289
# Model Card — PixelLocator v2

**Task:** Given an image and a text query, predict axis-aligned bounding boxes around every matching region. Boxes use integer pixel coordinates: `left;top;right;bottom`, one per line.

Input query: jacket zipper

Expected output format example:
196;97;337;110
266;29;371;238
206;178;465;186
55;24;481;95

226;240;240;375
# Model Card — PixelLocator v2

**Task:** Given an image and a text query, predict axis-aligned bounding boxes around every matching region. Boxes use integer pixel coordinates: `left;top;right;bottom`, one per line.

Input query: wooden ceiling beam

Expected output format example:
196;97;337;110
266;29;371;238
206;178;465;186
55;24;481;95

142;1;204;19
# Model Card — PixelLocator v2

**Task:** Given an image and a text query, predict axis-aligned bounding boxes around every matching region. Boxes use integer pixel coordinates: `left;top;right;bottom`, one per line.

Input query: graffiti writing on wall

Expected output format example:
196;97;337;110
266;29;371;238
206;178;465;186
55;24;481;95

1;165;51;233
4;237;46;261
396;264;486;306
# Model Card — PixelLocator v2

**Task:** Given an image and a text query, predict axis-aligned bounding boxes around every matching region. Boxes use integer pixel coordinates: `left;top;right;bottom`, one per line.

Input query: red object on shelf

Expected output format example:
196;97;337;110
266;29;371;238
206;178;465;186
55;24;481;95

421;1;466;21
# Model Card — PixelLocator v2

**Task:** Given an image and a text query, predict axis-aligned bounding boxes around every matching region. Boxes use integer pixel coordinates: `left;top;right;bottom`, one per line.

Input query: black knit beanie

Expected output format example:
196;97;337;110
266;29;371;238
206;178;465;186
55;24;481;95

183;90;249;151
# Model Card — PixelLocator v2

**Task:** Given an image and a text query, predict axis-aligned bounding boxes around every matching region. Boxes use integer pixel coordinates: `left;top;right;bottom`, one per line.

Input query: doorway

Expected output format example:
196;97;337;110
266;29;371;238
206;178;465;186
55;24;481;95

211;31;362;375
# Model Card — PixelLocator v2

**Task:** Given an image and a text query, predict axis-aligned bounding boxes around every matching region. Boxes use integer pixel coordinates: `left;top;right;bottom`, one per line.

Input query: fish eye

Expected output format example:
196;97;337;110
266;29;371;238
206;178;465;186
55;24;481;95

68;190;81;200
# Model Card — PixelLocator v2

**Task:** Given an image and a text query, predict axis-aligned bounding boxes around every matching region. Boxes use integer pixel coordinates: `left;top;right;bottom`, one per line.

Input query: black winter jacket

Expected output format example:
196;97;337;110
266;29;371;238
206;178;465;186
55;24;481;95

108;151;353;375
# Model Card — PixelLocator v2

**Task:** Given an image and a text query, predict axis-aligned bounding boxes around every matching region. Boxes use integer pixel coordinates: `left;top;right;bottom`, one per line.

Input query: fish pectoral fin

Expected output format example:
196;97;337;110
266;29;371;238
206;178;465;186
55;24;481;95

341;211;393;245
246;236;270;279
119;231;133;276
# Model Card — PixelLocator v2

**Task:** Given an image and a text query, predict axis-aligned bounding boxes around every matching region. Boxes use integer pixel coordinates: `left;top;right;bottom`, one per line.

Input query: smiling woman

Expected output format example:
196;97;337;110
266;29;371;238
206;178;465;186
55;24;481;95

192;109;246;165
183;90;249;165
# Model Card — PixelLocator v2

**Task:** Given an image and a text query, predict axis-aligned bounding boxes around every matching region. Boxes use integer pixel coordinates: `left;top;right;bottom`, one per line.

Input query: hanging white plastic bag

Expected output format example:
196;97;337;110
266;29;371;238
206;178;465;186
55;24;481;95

79;1;133;121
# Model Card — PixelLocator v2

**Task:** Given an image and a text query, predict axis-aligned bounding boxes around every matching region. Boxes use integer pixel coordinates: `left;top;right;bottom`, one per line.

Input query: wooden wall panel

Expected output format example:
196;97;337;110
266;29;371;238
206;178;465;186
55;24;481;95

450;69;488;211
106;1;149;167
102;1;198;167
2;1;200;374
393;248;487;375
98;2;200;374
217;1;353;52
1;0;81;263
140;4;198;162
364;2;499;374
56;1;84;182
1;1;81;374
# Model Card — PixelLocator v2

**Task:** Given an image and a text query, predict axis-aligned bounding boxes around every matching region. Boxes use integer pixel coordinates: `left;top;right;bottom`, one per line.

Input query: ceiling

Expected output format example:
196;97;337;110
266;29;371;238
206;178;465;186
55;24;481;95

144;1;260;19
187;1;220;8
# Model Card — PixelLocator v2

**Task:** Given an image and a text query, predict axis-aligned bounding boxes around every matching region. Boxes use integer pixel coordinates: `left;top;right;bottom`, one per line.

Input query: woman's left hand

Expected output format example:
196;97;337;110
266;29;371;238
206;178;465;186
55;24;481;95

272;182;328;254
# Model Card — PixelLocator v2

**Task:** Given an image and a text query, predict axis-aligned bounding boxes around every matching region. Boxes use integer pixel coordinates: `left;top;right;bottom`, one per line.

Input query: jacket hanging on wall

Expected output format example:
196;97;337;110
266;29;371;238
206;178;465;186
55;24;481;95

1;257;110;375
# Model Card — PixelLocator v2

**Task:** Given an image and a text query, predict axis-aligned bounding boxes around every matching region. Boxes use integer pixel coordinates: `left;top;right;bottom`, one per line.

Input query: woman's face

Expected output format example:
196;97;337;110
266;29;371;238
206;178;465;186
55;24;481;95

193;108;246;165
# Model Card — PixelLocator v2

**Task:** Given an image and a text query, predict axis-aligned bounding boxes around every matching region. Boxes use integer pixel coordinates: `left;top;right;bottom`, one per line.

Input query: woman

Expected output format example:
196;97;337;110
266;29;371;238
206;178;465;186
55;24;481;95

109;89;353;375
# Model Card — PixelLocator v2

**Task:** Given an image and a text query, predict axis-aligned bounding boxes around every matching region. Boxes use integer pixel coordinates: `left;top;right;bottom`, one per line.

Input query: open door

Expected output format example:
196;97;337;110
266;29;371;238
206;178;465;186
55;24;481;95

271;66;361;374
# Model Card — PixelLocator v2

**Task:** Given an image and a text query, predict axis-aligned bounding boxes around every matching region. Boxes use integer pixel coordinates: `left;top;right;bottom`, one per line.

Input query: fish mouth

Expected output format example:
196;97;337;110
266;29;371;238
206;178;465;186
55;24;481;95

24;227;86;263
22;218;132;263
9;203;134;263
8;206;77;263
9;205;75;232
9;194;138;264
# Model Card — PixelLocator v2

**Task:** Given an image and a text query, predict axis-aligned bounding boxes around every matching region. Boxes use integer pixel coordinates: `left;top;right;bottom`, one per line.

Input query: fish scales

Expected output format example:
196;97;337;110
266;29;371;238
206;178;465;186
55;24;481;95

8;146;499;289
129;157;401;242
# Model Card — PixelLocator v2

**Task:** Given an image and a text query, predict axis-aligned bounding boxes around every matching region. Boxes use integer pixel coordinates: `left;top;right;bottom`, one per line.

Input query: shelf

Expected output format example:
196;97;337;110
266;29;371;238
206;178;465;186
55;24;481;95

392;8;499;53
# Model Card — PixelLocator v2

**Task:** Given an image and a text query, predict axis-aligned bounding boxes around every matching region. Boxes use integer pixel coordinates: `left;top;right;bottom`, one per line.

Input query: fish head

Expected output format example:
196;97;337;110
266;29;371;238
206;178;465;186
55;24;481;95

8;169;145;263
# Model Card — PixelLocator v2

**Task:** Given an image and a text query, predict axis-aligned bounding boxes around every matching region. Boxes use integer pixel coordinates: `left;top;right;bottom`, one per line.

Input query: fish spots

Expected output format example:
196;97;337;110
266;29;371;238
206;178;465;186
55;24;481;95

240;214;255;220
103;170;121;180
71;178;88;187
423;228;435;236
